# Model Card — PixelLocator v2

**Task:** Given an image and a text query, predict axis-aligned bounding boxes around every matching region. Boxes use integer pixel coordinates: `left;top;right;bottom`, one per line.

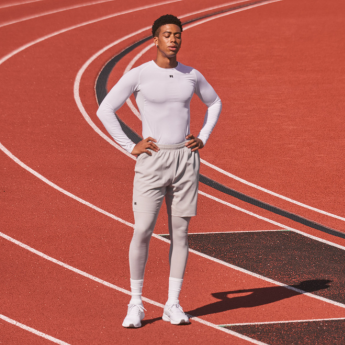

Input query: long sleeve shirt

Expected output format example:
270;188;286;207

97;60;222;153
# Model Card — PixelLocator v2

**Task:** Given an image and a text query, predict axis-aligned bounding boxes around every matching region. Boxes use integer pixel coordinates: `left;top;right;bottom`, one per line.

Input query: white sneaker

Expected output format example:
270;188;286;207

122;304;146;328
162;303;190;325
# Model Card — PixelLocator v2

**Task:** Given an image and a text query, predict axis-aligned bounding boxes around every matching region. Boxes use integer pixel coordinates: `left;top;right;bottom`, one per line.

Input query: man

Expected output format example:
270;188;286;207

97;14;222;328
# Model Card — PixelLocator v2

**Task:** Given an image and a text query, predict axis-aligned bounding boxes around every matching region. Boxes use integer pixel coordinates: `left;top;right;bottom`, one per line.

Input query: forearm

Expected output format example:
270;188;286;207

197;96;222;145
97;102;136;153
96;69;139;153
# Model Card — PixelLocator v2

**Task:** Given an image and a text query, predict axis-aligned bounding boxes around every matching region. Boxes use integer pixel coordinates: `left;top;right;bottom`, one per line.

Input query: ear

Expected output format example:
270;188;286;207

153;36;158;47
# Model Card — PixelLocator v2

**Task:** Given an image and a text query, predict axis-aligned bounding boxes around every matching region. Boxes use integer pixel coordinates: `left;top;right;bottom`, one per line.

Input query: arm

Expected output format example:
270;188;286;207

194;69;222;146
96;69;138;153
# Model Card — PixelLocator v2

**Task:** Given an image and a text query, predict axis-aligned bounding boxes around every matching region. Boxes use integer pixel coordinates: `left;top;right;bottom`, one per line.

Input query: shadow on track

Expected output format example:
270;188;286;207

186;280;332;318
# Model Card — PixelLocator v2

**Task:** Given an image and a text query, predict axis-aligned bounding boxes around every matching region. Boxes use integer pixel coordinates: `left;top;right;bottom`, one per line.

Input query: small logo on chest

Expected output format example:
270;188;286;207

169;75;173;78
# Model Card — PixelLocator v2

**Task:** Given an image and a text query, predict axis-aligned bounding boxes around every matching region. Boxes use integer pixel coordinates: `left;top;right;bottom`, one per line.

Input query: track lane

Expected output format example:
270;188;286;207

0;0;46;10
0;0;160;29
77;13;345;245
0;320;60;345
118;32;345;227
0;0;278;233
2;137;345;321
2;0;344;340
106;0;345;232
175;0;345;223
2;237;258;345
0;0;276;342
2;154;345;341
0;0;180;57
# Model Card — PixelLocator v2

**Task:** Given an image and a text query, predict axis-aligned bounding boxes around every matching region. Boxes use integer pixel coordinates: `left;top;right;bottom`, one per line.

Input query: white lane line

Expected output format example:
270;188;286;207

185;243;345;310
0;143;134;228
2;141;345;313
0;232;266;345
73;0;345;251
75;27;151;160
200;159;345;222
0;0;45;10
0;314;70;345
76;1;265;154
77;53;345;252
0;0;153;29
220;317;345;327
0;0;343;321
198;190;345;251
121;1;345;223
159;229;286;235
0;0;181;67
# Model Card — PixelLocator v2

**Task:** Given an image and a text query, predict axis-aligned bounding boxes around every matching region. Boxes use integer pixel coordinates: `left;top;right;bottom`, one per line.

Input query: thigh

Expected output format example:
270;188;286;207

133;152;166;214
166;149;200;217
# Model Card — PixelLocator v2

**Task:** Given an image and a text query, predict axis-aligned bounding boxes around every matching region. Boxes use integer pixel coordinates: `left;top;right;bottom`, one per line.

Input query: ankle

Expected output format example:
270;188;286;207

129;297;143;305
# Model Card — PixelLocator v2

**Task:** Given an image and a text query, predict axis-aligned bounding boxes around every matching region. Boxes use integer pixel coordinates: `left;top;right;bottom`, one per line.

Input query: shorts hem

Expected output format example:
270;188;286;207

169;212;197;217
133;209;159;214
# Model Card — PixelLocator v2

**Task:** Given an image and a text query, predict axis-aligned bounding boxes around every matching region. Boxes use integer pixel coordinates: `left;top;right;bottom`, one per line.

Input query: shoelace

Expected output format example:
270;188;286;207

167;304;184;313
128;304;146;315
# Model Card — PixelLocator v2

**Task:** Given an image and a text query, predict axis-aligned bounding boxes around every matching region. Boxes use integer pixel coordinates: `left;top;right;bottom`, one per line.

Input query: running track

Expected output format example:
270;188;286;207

1;0;345;344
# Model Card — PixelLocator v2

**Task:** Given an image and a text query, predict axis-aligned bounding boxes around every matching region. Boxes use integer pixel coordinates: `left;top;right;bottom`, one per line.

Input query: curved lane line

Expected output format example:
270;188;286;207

122;2;345;223
72;3;345;252
0;0;45;10
74;1;345;245
2;142;345;316
220;316;345;327
0;314;70;345
0;0;181;68
0;0;153;29
0;3;269;343
0;0;344;319
0;230;267;345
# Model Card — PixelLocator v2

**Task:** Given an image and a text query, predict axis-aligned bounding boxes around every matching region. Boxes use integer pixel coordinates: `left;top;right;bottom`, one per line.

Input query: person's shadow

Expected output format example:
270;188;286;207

186;279;332;318
140;280;331;327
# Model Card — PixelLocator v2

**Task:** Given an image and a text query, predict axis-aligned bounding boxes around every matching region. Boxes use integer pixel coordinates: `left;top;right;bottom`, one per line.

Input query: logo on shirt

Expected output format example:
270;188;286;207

169;75;173;78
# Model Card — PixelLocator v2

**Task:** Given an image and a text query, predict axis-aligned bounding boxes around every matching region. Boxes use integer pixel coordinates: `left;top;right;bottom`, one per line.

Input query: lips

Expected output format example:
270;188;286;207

168;46;177;51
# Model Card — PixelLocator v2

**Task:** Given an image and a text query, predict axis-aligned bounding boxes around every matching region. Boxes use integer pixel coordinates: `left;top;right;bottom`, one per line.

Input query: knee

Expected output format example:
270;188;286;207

172;230;188;247
133;224;153;244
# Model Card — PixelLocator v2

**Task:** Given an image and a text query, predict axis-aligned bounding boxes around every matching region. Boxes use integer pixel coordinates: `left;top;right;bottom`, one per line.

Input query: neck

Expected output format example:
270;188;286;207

154;53;178;69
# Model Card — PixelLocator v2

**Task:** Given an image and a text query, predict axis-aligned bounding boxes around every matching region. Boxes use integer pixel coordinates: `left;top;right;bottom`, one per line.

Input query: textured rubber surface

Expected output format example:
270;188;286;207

162;231;345;304
2;0;345;343
226;319;345;345
96;37;345;239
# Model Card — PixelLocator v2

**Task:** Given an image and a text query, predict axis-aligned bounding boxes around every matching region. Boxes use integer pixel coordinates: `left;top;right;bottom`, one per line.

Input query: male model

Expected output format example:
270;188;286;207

97;14;222;328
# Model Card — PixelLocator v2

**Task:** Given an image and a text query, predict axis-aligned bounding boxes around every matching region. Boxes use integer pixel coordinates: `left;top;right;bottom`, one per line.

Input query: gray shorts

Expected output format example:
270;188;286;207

133;142;200;217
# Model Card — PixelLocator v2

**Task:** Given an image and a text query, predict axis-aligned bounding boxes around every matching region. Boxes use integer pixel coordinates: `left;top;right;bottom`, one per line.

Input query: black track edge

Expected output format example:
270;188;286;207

94;3;345;240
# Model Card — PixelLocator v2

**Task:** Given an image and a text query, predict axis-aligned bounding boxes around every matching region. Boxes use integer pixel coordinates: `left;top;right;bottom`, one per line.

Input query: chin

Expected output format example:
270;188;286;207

166;52;177;58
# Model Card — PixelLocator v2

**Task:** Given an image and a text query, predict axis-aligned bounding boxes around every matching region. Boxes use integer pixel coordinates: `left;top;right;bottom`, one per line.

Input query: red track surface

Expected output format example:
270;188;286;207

1;0;345;343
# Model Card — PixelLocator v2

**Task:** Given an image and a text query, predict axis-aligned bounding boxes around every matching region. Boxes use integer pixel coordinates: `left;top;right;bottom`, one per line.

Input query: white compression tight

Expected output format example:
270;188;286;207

129;212;191;280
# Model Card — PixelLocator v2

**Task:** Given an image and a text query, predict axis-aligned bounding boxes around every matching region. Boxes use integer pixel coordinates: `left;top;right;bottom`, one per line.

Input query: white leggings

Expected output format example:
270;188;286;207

129;212;190;280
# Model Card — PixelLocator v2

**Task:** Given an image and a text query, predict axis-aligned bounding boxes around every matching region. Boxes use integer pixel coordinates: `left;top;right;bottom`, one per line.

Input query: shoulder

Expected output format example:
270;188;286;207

123;61;152;79
177;63;206;82
119;61;153;89
176;62;196;77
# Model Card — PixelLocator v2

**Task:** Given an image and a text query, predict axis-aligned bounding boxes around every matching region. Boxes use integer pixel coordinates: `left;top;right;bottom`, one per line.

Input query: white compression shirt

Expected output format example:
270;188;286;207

97;60;222;153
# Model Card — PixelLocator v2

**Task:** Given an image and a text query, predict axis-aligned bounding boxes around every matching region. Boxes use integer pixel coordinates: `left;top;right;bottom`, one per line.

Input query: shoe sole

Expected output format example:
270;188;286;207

162;313;190;325
122;322;141;328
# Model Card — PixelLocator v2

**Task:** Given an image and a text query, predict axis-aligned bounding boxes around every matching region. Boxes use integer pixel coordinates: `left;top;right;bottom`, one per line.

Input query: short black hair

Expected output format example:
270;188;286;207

152;14;183;37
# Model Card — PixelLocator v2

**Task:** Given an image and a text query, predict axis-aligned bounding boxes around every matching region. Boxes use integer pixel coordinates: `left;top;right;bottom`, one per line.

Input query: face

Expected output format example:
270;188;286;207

153;24;182;57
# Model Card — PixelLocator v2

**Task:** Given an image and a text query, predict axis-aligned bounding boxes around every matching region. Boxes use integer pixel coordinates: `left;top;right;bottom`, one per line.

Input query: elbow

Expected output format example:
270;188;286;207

210;96;222;114
209;95;222;108
96;105;106;122
216;96;222;107
96;107;102;119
